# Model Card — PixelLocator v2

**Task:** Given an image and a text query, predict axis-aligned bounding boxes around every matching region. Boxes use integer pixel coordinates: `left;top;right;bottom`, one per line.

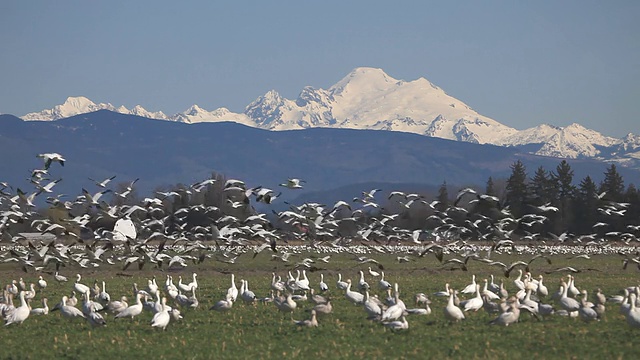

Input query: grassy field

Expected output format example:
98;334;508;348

1;250;639;359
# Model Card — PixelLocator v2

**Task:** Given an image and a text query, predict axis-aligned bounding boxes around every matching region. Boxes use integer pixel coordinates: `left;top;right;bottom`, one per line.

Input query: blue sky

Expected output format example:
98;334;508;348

1;1;638;137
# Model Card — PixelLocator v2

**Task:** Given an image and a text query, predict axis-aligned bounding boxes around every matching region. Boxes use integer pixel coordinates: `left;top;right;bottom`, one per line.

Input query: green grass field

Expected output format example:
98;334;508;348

1;250;639;359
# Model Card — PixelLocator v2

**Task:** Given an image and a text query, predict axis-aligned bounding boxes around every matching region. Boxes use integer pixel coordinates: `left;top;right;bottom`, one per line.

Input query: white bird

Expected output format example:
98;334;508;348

30;298;49;315
336;273;348;291
210;296;234;312
444;289;465;322
383;315;409;331
382;283;406;321
151;297;171;330
4;291;30;326
579;290;599;322
279;178;305;189
240;280;257;304
461;285;484;312
293;309;318;327
490;297;521;326
378;271;392;290
536;275;549;298
368;267;380;277
74;274;90;295
37;276;47;290
86;303;107;327
226;274;238;302
58;296;86;320
108;296;129;314
345;279;365;305
625;293;640;328
274;293;297;313
461;275;477;295
54;272;68;283
319;274;329;293
357;270;370;292
37;152;65;169
115;293;143;320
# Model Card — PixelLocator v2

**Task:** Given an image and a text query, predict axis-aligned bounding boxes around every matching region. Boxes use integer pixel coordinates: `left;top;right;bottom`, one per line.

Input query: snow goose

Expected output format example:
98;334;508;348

108;296;128;314
444;289;465;322
151;297;171;330
319;274;329;293
461;285;484;312
489;297;521;326
378;271;392;291
578;290;599;322
58;296;86;320
30;298;49;315
345;279;364;305
460;275;477;295
293;309;318;327
115;293;143;320
210;295;234;312
313;300;333;316
240;280;257;304
558;285;580;314
54;272;68;283
536;275;549;297
368;267;380;277
336;273;348;291
382;283;406;321
86;303;107;327
625;293;640;328
226;274;238;302
37;276;47;290
363;291;384;319
274;293;297;313
74;274;90;295
4;291;30;326
482;279;500;301
383;315;409;330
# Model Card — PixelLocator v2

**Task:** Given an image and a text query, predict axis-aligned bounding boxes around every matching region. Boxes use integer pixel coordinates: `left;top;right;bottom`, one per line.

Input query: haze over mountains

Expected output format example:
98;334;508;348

18;67;640;167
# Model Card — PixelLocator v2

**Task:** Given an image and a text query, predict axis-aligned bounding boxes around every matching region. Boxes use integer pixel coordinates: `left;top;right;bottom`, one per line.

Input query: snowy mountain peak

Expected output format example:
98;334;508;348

17;67;639;164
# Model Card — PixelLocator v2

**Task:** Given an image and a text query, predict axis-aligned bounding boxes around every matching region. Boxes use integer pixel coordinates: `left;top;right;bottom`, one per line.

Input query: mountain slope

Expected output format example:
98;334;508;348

17;68;638;163
1;111;635;202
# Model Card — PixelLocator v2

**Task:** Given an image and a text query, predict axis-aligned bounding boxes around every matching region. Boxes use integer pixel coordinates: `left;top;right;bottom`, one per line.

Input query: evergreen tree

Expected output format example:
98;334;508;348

553;160;576;233
436;181;449;213
599;164;625;202
574;176;599;234
485;177;495;196
505;160;528;219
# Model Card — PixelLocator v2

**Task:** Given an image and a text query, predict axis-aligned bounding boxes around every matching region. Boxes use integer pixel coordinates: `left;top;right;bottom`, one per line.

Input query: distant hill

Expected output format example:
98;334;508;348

0;110;636;204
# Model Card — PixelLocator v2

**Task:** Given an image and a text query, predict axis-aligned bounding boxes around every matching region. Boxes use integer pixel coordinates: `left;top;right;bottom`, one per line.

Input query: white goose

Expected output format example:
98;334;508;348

625;293;640;328
292;309;318;327
151;297;171;330
97;281;111;305
489;297;521;326
345;279;365;305
383;315;409;330
460;275;477;295
578;290;599;322
378;272;392;290
74;274;90;295
358;270;370;292
115;293;143;320
108;296;129;314
274;293;297;313
58;296;86;320
319;274;329;293
86;303;107;327
443;289;465;322
37;276;47;290
4;291;30;326
461;284;484;312
382;283;406;321
210;295;234;312
30;298;49;315
241;280;256;304
226;274;238;302
559;284;580;314
363;291;383;319
336;273;348;291
537;275;549;297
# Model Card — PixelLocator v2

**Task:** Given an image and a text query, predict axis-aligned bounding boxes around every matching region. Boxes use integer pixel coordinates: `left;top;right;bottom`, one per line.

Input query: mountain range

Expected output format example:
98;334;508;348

17;67;640;167
1;111;637;208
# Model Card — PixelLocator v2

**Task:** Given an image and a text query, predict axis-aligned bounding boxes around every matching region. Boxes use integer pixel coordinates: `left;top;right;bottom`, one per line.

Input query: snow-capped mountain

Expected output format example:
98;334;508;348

18;67;638;164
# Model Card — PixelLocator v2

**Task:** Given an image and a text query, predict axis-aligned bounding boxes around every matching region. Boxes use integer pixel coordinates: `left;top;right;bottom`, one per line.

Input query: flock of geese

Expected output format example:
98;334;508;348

1;152;640;332
2;267;640;331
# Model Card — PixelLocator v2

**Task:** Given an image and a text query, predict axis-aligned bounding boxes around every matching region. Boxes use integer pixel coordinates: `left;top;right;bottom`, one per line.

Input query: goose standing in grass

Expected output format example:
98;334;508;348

97;281;111;305
226;274;238;302
274;293;297;313
115;293;143;320
210;295;234;312
319;274;329;293
313;300;333;316
489;297;521;326
37;276;47;291
108;296;128;315
241;280;257;304
434;283;451;297
58;296;86;320
293;309;318;327
444;289;465;322
30;298;49;315
74;274;90;295
461;285;484;312
579;290;599;322
559;284;580;315
151;297;171;330
537;275;548;298
345;279;365;305
4;291;29;326
378;272;392;290
336;274;348;291
363;291;384;319
625;293;640;328
382;283;406;321
87;303;107;327
368;267;380;277
461;275;477;295
358;271;370;292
